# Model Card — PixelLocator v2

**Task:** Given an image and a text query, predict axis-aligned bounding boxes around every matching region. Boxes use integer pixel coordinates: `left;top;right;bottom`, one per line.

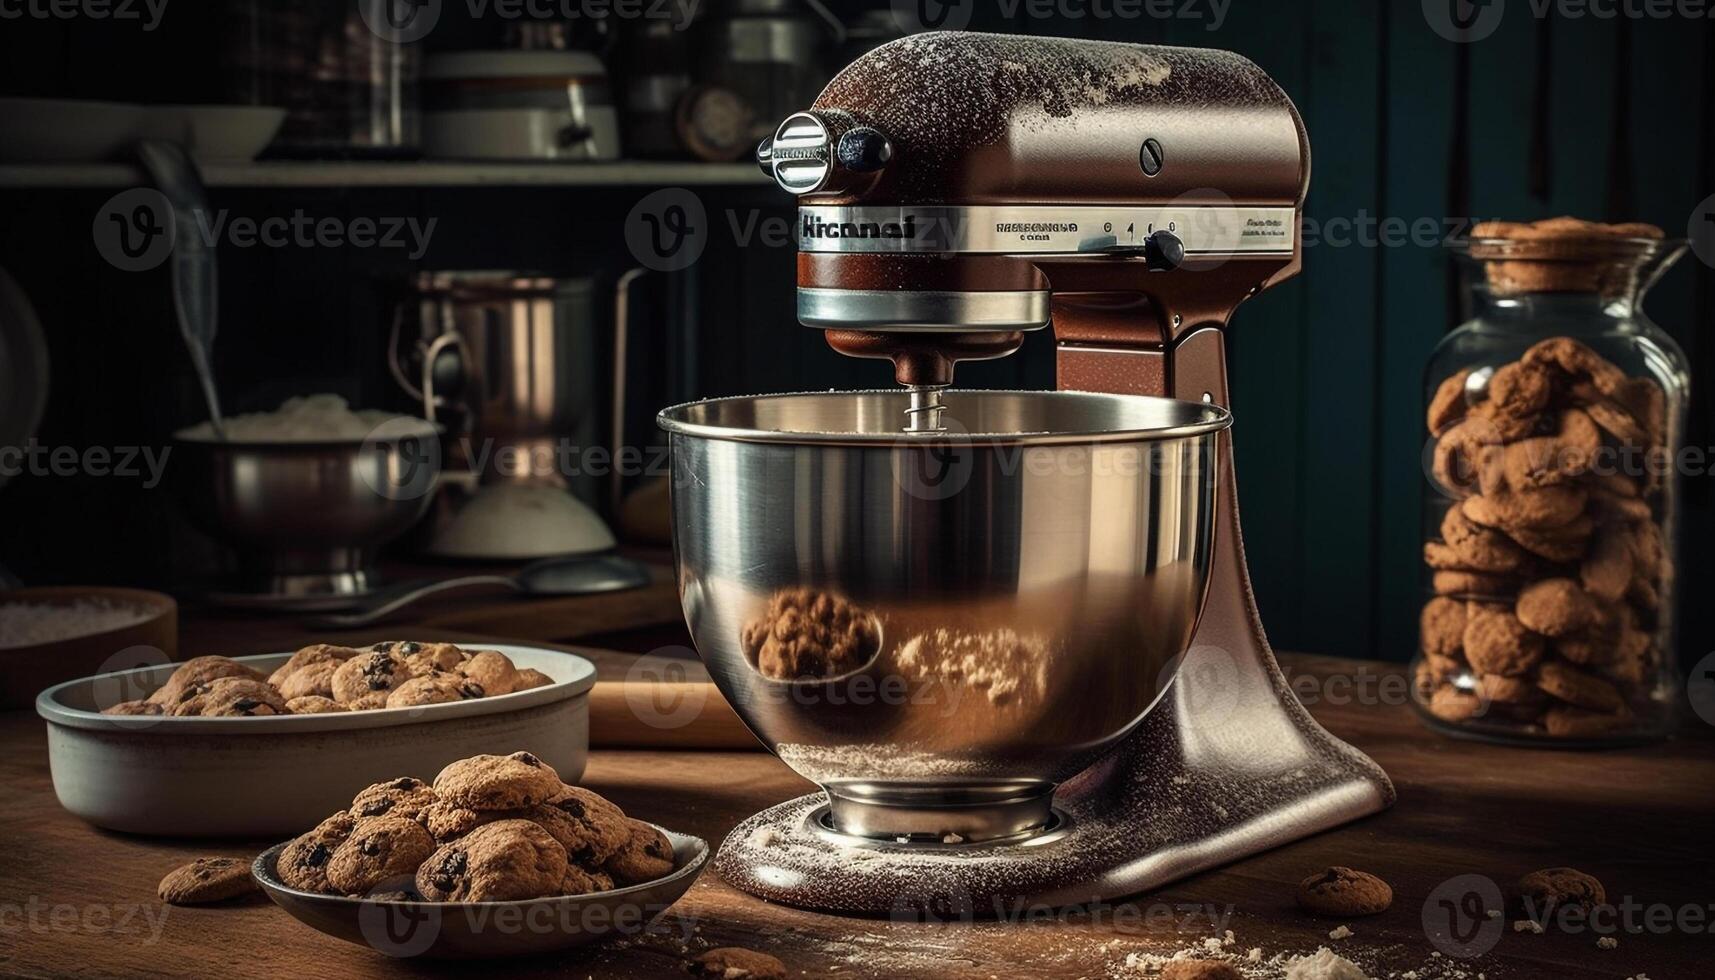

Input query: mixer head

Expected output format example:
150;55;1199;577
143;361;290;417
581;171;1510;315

757;32;1310;423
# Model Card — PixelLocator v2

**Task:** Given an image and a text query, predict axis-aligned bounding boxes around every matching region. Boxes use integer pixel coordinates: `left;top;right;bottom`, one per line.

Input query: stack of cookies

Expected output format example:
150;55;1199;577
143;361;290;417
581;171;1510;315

101;641;554;717
277;751;676;901
1418;336;1669;738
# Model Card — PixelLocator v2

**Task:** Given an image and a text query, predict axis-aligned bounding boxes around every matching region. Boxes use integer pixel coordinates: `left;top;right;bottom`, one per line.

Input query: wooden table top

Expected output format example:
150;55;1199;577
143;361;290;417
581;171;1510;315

3;602;1709;978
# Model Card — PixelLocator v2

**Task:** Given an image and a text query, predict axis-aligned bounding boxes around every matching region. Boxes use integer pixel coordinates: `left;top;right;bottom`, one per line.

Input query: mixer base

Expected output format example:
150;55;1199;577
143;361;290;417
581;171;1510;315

714;638;1395;916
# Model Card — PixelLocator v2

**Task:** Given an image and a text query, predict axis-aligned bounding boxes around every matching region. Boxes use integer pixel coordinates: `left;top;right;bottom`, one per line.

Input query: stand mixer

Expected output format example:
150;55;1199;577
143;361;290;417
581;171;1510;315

659;32;1394;916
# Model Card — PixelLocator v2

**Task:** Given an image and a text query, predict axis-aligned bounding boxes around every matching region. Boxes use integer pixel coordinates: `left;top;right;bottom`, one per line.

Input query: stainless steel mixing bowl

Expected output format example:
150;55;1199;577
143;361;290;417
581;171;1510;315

172;432;441;603
659;390;1230;842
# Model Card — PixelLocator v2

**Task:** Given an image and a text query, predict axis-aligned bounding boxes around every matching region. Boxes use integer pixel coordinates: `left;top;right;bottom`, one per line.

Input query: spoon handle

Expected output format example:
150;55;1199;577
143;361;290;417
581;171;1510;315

310;575;519;629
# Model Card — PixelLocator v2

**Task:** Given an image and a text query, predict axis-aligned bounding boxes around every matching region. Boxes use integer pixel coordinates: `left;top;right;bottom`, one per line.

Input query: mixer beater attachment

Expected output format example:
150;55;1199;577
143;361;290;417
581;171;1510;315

902;385;949;432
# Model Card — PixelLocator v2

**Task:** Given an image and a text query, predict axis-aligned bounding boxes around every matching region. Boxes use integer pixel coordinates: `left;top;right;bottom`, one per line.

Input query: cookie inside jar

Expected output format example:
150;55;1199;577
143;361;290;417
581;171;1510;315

1413;217;1689;746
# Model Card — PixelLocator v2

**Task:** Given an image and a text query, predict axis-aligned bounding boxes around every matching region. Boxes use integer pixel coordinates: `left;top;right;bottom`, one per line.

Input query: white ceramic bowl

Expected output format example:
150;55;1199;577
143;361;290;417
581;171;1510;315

0;97;144;163
36;645;595;837
139;105;287;162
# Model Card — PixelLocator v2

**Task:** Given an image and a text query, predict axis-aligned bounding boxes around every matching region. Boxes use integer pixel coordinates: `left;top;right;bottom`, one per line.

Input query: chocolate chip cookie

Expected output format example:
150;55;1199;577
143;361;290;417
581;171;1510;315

513;668;554;691
158;857;260;905
1518;867;1606;915
1296;866;1393;917
277;659;341;701
603;818;674;885
415;819;569;902
433;751;562;811
330;650;412;704
387;675;482;708
278;812;357;894
170;676;287;717
1463;485;1588;530
101;699;162;716
536;786;630;866
284;695;347;714
1419;597;1467;660
268;644;361;688
326;816;437;895
349;776;439;821
148;656;265;708
458;650;520;697
403;642;467;677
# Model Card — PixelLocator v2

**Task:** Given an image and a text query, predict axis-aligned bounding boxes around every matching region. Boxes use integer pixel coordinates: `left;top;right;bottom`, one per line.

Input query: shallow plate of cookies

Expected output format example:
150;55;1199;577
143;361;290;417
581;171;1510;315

251;751;710;958
36;642;598;836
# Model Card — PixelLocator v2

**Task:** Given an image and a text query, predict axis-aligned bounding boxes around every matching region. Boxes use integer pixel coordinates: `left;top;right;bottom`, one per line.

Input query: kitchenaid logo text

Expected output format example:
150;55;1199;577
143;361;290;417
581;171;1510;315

801;214;920;241
0;0;167;30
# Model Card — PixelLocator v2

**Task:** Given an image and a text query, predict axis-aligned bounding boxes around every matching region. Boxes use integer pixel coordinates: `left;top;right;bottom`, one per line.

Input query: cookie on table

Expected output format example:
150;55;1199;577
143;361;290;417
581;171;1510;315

458;650;520;697
329;650;412;704
325;816;437;896
603;818;674;885
285;695;347;714
278;812;357;894
349;776;438;822
433;751;561;811
148;656;265;708
415;819;569;902
1517;867;1606;915
691;948;788;980
268;644;361;688
158;856;260;905
170;677;287;717
1296;867;1393;917
1160;962;1243;980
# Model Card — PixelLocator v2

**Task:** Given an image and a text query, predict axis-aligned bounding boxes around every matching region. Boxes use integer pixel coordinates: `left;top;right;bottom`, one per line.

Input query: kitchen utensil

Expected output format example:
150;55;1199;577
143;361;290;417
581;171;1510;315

313;553;652;629
675;32;1394;914
0;97;144;162
390;271;615;560
0;587;176;709
138;105;287;162
171;429;441;606
697;0;844;148
136;140;225;439
422;51;621;161
252;824;708;958
37;645;595;836
221;0;420;156
615;18;698;159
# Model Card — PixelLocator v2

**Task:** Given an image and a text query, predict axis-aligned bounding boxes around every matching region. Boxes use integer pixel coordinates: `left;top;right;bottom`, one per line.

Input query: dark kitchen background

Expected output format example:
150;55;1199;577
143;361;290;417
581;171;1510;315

0;0;1709;665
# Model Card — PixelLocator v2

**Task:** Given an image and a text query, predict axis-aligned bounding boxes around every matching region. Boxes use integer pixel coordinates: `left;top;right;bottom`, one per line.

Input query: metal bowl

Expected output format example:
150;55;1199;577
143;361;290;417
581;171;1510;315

659;390;1229;843
171;432;440;603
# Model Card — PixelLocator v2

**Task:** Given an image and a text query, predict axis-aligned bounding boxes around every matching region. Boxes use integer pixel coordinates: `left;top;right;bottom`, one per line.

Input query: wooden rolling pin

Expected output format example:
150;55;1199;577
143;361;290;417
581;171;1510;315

588;678;758;749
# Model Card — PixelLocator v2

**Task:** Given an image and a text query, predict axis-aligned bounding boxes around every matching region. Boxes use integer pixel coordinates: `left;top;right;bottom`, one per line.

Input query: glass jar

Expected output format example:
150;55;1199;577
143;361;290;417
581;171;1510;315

1412;220;1690;746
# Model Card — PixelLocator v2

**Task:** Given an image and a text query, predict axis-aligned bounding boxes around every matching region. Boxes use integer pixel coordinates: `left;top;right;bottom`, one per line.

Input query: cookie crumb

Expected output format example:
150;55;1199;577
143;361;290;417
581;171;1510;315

1597;936;1618;950
691;947;787;980
1284;946;1367;980
1327;925;1352;940
1513;919;1545;934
